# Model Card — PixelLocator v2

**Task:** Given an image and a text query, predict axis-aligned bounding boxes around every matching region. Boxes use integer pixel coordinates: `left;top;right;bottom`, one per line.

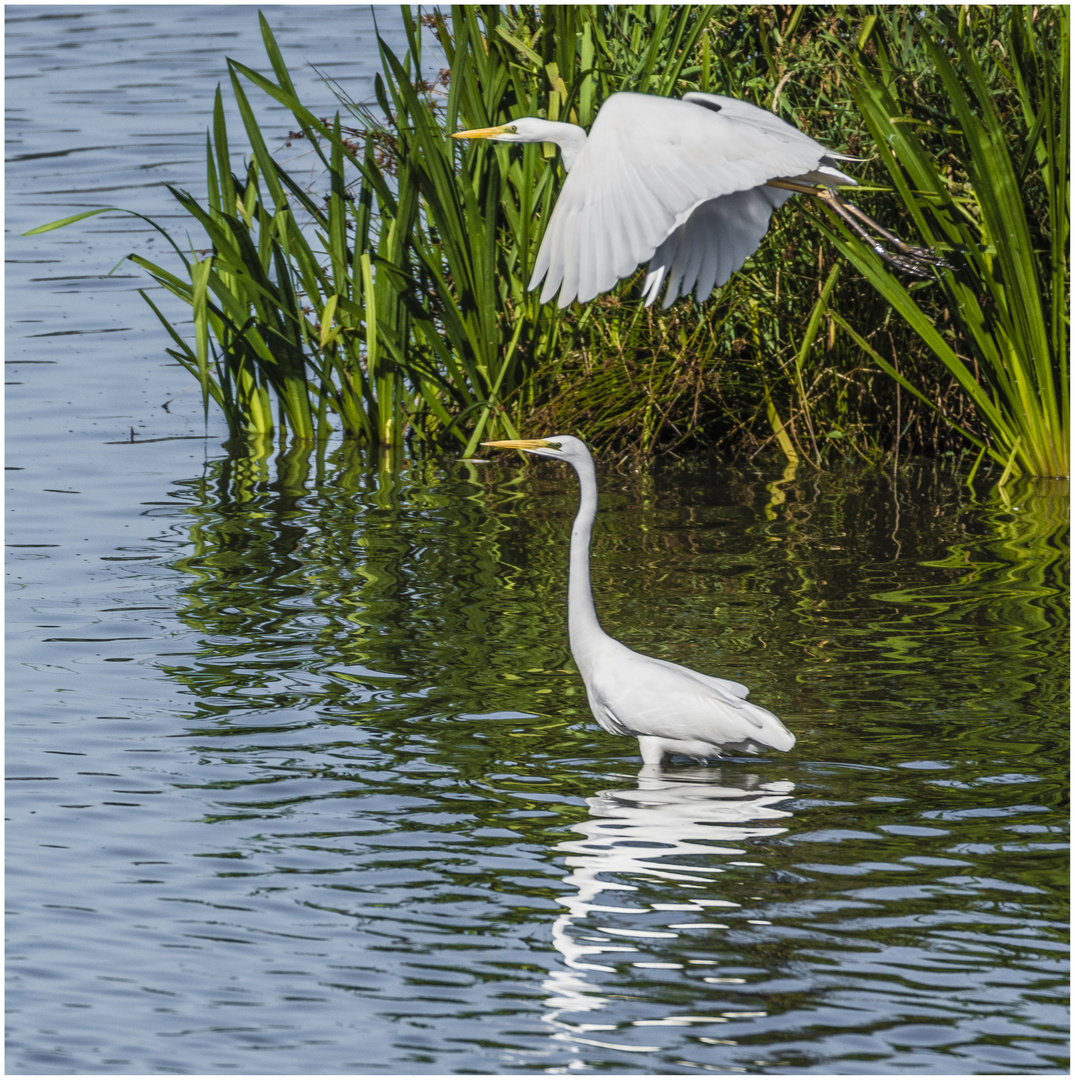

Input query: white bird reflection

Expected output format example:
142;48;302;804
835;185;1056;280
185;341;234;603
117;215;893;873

542;767;794;1056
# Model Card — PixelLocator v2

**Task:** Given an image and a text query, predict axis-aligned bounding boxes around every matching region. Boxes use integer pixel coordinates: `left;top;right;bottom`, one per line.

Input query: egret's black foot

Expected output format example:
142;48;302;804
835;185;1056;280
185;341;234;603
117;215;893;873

903;244;951;267
897;244;953;271
874;243;952;278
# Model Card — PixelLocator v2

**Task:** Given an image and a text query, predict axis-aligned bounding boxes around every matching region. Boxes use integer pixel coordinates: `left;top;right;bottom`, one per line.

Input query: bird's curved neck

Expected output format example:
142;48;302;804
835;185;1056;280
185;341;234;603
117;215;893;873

567;455;605;664
544;122;588;172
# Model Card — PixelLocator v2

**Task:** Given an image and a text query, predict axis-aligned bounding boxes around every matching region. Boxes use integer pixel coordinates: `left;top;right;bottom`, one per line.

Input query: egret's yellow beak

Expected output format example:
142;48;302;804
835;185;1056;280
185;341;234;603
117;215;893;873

451;125;508;141
481;439;551;451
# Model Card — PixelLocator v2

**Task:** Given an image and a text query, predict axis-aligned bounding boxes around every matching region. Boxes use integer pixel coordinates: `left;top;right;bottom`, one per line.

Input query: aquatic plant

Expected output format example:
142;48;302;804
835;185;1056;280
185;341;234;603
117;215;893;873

823;6;1069;479
25;7;719;449
24;6;1068;477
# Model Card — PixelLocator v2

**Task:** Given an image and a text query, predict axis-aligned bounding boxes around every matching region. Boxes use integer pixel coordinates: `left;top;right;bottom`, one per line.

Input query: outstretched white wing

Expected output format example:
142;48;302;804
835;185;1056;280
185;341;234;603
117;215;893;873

642;185;795;307
530;91;854;308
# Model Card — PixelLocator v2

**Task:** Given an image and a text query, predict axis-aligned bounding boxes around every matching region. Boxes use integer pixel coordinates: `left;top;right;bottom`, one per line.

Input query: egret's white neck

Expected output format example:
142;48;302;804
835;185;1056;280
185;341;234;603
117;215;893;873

566;456;605;669
540;122;588;172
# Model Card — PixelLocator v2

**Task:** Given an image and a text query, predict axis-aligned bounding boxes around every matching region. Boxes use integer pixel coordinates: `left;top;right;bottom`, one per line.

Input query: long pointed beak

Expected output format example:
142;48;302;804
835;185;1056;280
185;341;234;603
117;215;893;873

481;439;551;451
451;125;508;140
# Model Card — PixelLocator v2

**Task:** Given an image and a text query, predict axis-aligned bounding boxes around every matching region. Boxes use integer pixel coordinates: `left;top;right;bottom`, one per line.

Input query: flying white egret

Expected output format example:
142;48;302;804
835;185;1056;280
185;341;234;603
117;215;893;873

482;435;795;766
453;91;947;308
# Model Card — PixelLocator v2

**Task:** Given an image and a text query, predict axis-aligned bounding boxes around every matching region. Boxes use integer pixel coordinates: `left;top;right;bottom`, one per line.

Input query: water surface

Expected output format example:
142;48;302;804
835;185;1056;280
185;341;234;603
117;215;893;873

6;6;1069;1075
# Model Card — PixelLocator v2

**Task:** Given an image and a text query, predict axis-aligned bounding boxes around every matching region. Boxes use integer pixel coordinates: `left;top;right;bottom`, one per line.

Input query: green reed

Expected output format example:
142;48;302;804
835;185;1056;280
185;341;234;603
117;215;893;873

24;6;1067;475
24;7;725;449
821;7;1069;479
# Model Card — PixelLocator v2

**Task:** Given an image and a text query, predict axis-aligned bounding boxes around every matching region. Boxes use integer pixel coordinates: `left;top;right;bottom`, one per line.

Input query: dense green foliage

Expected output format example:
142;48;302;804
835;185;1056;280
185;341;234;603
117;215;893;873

827;7;1068;480
28;6;1068;476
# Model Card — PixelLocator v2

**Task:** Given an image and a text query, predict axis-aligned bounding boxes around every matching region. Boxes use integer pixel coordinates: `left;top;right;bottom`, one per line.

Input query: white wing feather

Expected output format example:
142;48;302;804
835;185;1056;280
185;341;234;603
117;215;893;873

647;185;794;308
584;641;795;754
531;91;856;308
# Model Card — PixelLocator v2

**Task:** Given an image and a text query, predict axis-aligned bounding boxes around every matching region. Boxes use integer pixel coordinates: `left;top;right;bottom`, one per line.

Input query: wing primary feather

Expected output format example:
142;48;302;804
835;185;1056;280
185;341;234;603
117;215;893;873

618;168;661;273
642;264;665;306
577;194;597;302
655;232;682;309
680;217;707;303
696;231;719;302
591;186;613;301
558;205;582;306
595;188;623;298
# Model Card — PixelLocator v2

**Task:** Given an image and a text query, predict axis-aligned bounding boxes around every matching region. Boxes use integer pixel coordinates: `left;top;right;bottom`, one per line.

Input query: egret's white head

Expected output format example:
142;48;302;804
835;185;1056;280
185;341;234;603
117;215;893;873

482;434;591;465
452;118;588;170
451;117;564;145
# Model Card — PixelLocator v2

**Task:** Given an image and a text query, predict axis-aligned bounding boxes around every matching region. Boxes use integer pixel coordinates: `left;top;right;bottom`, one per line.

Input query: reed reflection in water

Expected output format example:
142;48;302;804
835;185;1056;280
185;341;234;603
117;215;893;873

7;436;1067;1073
162;440;1065;1073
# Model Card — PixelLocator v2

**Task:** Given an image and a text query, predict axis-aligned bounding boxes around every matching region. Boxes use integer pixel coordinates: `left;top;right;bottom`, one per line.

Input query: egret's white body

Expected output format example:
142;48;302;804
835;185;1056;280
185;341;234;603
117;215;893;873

454;91;946;307
455;91;855;308
484;436;795;766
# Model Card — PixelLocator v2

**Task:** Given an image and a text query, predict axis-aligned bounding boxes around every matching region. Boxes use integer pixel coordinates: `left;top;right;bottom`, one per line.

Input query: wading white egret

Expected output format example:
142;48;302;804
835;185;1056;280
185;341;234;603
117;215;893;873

483;435;795;766
453;91;947;308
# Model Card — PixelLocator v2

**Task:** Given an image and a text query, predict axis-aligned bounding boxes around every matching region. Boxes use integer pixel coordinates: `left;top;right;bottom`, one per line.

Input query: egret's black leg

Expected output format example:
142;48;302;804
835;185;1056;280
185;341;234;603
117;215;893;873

817;188;952;276
766;179;951;277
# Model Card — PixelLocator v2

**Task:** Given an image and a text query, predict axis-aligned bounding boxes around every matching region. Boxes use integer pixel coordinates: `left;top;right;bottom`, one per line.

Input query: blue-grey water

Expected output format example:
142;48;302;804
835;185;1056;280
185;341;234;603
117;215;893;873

6;6;1069;1075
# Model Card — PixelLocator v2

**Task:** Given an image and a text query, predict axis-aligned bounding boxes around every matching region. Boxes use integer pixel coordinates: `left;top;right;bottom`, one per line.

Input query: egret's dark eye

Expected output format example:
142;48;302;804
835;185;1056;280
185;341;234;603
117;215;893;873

507;124;518;133
545;440;562;450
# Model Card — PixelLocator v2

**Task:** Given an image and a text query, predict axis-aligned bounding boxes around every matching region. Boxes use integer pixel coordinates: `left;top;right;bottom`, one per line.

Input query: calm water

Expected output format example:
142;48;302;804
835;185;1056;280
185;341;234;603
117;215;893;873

6;6;1069;1075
